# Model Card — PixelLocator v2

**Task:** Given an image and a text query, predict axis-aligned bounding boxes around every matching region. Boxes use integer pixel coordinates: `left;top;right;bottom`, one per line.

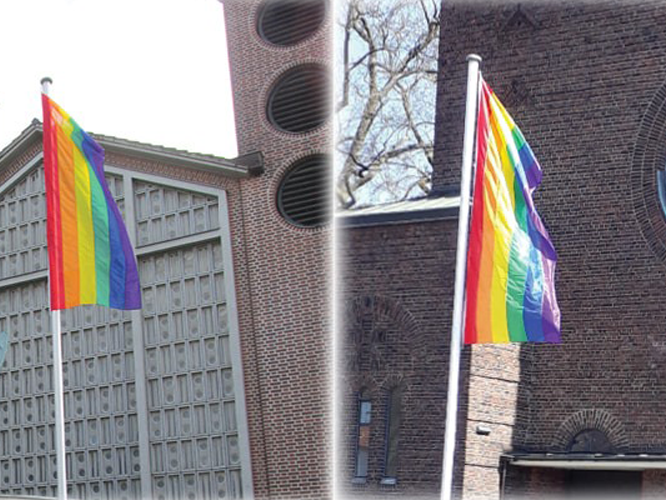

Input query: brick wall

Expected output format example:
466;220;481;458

436;0;666;447
343;0;666;498
339;218;531;500
339;219;460;498
642;470;666;499
503;465;566;500
435;0;666;496
221;1;331;499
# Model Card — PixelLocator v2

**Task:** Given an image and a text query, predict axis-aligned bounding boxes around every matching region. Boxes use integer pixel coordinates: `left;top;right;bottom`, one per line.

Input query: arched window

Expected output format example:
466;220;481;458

354;390;372;480
658;168;666;220
382;387;401;484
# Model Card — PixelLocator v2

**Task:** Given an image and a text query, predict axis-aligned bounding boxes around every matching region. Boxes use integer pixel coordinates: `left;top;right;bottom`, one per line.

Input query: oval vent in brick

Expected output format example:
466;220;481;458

257;0;326;46
277;154;330;227
267;65;329;133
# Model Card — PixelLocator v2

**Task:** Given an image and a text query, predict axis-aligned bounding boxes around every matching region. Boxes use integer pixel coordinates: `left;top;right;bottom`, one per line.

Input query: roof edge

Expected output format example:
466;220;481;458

336;194;461;228
0;120;42;167
0;120;265;179
502;452;666;471
337;206;459;228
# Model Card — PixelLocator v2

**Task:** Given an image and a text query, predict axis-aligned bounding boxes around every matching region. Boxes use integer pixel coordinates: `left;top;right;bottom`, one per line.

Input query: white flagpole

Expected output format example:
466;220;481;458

41;76;68;500
440;54;482;500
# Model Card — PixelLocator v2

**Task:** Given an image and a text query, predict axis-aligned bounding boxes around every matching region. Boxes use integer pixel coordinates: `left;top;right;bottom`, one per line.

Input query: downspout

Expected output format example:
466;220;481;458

499;456;509;500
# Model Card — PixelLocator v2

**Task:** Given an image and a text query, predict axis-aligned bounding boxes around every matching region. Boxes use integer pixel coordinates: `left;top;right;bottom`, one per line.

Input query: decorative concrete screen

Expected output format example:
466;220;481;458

0;160;251;500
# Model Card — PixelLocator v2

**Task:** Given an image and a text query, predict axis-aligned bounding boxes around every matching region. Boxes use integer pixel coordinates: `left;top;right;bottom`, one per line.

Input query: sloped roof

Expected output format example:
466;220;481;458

0;119;263;178
336;194;461;227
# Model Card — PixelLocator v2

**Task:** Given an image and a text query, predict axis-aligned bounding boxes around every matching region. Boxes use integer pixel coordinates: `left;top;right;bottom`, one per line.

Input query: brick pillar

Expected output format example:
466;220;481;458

220;1;331;499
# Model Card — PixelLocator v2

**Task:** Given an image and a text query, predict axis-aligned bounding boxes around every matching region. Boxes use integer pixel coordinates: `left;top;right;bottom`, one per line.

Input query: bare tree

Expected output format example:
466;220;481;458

336;0;440;208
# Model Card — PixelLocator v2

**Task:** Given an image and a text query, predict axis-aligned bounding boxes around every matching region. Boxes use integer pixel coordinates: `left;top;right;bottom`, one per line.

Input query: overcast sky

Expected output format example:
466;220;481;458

0;0;238;159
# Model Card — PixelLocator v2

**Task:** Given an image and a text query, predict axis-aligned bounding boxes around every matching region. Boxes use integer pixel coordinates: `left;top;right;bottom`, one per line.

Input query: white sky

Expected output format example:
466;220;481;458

0;0;238;159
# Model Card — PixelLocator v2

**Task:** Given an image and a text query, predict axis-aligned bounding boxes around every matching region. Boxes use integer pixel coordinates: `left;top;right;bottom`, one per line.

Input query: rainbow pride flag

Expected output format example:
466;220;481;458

464;78;560;344
42;95;141;310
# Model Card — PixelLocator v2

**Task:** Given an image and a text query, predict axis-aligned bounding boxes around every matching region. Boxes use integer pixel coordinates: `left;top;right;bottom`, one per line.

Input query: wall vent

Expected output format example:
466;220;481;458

277;154;329;227
258;0;326;46
267;65;329;134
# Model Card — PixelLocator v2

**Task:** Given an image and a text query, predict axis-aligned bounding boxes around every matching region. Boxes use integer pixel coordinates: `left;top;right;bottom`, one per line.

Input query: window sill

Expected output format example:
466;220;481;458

380;477;397;486
351;477;367;485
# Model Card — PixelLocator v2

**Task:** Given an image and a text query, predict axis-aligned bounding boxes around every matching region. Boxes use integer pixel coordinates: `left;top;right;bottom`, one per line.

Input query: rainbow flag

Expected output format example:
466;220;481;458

464;78;560;344
42;95;141;310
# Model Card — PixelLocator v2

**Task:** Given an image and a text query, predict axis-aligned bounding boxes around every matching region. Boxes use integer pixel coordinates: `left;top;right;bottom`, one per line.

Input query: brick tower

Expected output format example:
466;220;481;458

0;2;330;500
220;1;331;499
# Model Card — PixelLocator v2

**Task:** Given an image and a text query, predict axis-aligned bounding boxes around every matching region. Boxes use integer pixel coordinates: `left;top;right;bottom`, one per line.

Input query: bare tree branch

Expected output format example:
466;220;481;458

337;6;353;112
336;0;439;208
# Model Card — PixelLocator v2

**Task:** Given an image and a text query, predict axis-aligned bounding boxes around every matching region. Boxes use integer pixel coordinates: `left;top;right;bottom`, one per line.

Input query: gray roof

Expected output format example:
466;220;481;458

0;119;263;179
336;194;461;227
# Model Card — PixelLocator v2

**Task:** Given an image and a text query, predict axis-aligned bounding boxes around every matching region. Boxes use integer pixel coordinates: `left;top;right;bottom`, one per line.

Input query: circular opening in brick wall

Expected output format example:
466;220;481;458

631;79;666;264
277;154;330;227
267;64;329;133
257;0;326;46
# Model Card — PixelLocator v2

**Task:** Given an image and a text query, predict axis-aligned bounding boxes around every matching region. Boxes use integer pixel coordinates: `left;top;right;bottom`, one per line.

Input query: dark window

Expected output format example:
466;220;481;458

257;0;326;46
382;387;401;482
567;470;641;499
277;154;330;228
658;168;666;220
354;392;372;479
267;65;328;133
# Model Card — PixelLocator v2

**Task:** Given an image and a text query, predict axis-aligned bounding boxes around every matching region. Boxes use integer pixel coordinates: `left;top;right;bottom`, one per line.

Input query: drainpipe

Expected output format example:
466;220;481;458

499;456;509;500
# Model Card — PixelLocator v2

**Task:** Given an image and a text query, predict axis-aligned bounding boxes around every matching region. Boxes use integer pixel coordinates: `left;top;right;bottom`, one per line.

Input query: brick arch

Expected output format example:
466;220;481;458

344;371;427;420
344;372;392;396
342;371;415;419
630;80;666;265
343;294;426;374
376;373;425;424
363;294;420;344
376;372;406;392
551;409;629;452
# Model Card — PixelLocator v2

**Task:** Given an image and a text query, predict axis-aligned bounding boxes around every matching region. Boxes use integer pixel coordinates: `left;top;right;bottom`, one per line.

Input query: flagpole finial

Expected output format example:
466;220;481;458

41;77;53;95
466;54;482;63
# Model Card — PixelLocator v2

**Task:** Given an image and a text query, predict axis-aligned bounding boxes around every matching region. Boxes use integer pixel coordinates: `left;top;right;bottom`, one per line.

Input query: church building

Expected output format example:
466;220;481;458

0;1;330;499
340;1;666;498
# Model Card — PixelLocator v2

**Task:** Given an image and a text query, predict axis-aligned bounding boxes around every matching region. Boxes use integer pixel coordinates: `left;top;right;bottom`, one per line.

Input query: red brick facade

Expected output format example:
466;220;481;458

438;2;666;495
339;217;460;498
0;3;329;499
341;0;666;498
221;2;331;499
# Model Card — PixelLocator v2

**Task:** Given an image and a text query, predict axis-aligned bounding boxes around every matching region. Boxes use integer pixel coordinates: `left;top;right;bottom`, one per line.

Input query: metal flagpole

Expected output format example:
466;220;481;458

440;54;482;500
41;76;68;500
